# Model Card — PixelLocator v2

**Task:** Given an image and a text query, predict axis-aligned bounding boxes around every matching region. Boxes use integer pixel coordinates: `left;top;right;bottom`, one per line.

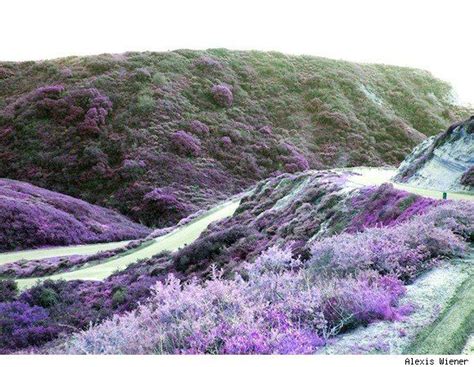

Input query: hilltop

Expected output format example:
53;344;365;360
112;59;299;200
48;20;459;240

0;50;470;227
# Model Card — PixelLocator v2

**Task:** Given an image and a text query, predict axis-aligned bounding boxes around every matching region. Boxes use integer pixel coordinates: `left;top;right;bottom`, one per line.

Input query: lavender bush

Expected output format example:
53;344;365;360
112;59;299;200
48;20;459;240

309;210;467;281
211;84;233;108
25;85;113;135
51;200;473;354
0;302;59;353
188;120;210;136
347;183;437;232
0;179;150;252
170;130;202;156
60;246;411;354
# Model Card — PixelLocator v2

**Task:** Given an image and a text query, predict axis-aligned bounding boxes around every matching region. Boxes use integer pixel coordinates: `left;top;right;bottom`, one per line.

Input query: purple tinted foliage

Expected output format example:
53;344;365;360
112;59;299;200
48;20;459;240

188;120;210;136
461;166;474;187
193;56;223;70
220;136;232;145
0;301;60;352
310;202;469;280
13;85;113;135
0;280;18;302
211;84;233;108
60;248;407;354
60;68;73;78
0;66;14;79
140;188;192;228
120;159;147;179
347;183;437;232
279;143;310;173
77;90;113;135
170;130;202;156
259;125;273;135
0;179;150;252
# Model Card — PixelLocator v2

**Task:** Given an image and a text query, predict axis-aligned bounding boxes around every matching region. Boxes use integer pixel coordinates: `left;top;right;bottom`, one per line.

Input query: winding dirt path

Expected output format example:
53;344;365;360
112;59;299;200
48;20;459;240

12;199;240;289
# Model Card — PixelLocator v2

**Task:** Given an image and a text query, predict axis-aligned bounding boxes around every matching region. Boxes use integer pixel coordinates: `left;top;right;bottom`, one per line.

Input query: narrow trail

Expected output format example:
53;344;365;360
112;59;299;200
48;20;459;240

344;167;474;201
0;240;130;266
12;199;240;290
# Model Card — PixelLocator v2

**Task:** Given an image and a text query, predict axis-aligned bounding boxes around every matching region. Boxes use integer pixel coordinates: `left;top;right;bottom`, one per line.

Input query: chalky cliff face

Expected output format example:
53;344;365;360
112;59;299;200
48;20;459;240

395;117;474;192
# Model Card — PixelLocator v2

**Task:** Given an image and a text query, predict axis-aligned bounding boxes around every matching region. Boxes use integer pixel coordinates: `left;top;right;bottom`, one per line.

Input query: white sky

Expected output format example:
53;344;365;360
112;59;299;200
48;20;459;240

2;0;473;105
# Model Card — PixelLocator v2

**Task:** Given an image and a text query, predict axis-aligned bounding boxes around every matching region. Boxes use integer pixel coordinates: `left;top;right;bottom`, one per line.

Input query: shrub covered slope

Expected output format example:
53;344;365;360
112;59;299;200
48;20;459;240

0;50;468;227
1;170;472;353
0;179;150;252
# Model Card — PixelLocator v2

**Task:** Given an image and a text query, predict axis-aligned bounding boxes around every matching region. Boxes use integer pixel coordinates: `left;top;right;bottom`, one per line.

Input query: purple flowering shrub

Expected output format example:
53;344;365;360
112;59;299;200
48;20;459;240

170;130;202;156
211;84;233;107
60;246;409;354
11;85;113;135
139;188;193;227
119;159;147;179
193;56;223;70
461;166;474;187
188;120;210;136
309;207;467;281
0;179;150;252
0;301;60;353
0;280;18;302
0;66;14;79
347;183;437;232
278;143;310;173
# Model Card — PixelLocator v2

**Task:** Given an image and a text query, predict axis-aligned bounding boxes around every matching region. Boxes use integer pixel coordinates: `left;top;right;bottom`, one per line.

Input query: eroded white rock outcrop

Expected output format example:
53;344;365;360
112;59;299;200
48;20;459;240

394;116;474;192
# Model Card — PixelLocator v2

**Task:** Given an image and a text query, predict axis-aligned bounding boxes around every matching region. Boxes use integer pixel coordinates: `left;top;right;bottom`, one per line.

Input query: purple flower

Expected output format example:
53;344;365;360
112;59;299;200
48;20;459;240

211;84;233;108
170;130;202;156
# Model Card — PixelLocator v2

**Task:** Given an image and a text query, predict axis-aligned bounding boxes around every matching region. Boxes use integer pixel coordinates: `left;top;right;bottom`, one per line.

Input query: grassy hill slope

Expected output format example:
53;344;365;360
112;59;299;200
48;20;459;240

0;49;469;226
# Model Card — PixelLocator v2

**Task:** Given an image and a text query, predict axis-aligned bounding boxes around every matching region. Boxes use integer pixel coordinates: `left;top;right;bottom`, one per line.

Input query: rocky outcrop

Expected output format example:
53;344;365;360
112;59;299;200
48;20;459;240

394;116;474;192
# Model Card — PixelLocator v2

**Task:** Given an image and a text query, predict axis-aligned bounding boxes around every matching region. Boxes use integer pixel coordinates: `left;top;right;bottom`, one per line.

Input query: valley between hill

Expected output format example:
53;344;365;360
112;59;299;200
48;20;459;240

7;166;472;290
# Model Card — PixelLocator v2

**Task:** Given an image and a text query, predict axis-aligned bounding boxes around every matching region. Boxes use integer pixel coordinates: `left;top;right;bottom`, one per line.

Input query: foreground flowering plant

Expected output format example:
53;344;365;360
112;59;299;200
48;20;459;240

0;186;471;354
59;249;409;354
56;201;471;354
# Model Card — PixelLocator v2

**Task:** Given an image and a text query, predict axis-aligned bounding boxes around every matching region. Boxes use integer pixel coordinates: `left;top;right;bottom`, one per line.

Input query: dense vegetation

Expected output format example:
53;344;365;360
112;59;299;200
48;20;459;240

1;171;472;353
0;179;150;252
0;50;468;227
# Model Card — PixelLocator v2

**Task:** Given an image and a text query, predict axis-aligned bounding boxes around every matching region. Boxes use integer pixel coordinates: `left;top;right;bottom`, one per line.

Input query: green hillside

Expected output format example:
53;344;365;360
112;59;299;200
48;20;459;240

0;49;469;226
